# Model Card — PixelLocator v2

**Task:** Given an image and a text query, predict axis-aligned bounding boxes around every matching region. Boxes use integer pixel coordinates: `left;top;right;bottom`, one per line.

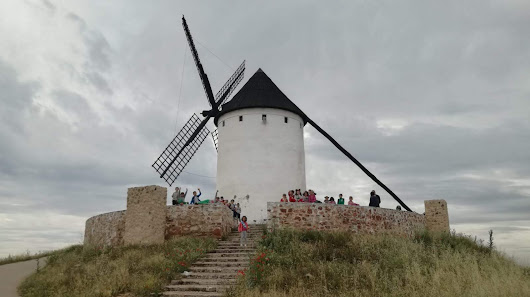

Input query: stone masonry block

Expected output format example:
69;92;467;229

124;185;167;245
424;199;450;233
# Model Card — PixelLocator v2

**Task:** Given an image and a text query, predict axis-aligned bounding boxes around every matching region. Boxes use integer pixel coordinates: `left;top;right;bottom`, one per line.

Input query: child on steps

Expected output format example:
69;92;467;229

238;216;249;247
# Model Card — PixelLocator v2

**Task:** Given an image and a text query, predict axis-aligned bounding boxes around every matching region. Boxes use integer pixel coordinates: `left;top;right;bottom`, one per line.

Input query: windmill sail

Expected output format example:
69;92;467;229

214;61;245;108
152;16;244;186
211;129;218;152
152;113;210;186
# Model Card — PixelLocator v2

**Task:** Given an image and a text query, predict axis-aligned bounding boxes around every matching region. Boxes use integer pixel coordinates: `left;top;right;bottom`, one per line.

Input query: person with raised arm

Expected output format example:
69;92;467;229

238;216;250;247
190;188;201;204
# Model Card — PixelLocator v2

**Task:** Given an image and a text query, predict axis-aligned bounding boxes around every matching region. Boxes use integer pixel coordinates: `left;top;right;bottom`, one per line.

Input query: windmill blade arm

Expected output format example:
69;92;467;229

306;116;413;212
211;129;218;152
182;16;216;107
152;113;211;186
160;114;212;178
215;60;245;108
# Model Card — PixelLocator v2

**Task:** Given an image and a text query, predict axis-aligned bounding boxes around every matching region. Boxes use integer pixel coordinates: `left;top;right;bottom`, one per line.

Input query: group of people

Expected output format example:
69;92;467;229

171;187;203;205
281;189;382;208
171;186;249;247
171;187;243;219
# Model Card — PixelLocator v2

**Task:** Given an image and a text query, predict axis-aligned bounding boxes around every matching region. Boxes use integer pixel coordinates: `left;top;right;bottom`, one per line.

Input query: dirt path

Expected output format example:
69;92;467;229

0;258;46;297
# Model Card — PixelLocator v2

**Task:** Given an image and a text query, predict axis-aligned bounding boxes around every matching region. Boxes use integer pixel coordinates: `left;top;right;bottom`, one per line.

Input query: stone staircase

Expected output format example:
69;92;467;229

163;224;265;297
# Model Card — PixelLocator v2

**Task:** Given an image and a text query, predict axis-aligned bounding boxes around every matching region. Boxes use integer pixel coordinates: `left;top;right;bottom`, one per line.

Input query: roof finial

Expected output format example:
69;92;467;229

256;68;264;73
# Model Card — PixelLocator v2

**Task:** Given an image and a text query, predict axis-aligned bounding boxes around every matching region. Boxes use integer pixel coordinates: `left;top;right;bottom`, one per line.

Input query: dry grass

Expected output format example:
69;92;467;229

228;229;530;297
0;250;58;266
18;237;217;297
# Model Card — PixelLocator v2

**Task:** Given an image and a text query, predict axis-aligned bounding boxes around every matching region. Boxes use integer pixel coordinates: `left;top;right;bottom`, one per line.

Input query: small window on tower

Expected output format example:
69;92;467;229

222;121;225;127
300;122;302;129
262;114;267;123
284;117;288;123
239;116;243;122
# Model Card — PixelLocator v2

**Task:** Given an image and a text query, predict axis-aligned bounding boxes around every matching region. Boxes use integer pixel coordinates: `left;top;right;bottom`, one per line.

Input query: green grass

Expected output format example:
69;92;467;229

0;250;59;266
229;229;530;297
18;237;217;297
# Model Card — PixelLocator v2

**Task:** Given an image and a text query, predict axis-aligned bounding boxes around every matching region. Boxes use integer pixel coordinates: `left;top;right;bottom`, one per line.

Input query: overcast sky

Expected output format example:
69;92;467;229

1;0;529;265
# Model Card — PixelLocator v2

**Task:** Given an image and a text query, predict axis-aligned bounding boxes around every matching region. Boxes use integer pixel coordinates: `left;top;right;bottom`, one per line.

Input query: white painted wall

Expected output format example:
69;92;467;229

216;108;306;223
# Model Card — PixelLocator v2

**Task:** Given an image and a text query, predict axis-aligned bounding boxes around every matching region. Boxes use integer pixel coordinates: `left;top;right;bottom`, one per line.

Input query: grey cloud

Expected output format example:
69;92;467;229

42;0;55;11
85;72;113;95
52;89;96;120
0;60;39;132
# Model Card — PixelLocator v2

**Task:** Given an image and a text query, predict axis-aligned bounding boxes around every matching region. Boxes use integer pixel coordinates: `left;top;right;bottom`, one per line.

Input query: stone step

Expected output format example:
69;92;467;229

214;245;255;250
199;257;249;262
189;266;242;273
162;291;224;297
180;272;237;279
219;239;258;242
171;278;236;285
216;244;256;248
220;238;258;242
194;261;249;267
228;232;263;235
166;284;229;292
210;248;254;253
205;252;252;258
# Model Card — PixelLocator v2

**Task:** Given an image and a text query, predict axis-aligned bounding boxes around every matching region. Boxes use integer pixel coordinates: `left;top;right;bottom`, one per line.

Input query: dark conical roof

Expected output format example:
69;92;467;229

214;68;307;126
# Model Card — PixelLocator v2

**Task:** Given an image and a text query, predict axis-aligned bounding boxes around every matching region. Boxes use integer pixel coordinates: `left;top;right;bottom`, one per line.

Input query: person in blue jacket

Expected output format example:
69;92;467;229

190;188;201;204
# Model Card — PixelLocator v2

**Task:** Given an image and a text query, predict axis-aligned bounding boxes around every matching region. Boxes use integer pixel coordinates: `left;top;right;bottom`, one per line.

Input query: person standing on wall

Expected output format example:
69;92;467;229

308;190;317;203
171;187;181;205
238;216;249;247
369;190;381;207
190;188;201;204
178;190;188;204
337;194;345;205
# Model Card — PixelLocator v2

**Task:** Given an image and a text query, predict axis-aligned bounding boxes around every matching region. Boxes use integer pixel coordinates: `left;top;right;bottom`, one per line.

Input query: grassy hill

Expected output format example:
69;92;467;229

228;229;530;297
15;229;530;297
18;237;216;297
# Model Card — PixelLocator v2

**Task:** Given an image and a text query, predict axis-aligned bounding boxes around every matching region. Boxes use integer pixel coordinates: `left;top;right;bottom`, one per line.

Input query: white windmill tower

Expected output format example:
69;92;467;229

213;68;307;222
153;17;414;221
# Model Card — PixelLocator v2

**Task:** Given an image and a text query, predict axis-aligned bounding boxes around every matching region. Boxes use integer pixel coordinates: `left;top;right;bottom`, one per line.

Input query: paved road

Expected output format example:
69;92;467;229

0;258;46;297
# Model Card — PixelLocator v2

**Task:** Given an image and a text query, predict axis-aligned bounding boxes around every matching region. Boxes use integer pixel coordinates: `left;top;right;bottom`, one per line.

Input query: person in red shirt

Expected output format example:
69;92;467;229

308;190;317;203
238;216;249;247
288;190;296;202
281;194;288;202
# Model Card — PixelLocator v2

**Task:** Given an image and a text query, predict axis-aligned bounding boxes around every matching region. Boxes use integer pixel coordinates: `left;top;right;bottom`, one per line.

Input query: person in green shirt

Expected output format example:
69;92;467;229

337;194;345;205
177;189;188;205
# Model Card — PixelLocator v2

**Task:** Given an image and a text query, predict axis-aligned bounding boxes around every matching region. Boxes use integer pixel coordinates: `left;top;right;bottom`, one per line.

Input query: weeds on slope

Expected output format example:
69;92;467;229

0;250;59;266
18;237;216;297
228;229;530;297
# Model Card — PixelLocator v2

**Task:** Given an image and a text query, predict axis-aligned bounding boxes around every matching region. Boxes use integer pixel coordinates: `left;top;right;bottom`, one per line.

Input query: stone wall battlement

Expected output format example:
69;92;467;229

84;186;235;247
267;201;448;237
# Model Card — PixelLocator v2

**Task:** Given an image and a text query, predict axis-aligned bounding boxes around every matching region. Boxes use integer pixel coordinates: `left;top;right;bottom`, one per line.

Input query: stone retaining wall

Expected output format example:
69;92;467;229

84;210;126;247
84;203;234;247
267;203;426;237
166;204;234;239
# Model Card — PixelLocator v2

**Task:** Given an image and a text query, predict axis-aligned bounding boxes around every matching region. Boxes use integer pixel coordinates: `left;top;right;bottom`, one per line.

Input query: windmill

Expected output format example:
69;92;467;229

154;17;413;220
152;16;245;186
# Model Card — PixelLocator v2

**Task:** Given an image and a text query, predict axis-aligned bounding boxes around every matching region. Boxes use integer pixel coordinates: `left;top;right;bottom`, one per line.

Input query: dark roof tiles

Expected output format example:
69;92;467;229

214;69;307;125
